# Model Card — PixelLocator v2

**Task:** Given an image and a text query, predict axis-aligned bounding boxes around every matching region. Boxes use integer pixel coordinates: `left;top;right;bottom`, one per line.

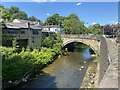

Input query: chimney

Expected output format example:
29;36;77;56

27;22;30;29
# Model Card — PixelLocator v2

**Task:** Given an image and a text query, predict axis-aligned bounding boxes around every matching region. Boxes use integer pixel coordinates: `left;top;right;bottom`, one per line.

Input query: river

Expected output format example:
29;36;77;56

14;43;93;88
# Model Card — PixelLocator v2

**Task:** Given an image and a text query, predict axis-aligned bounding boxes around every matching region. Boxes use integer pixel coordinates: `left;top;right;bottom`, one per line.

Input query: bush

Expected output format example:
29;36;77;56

2;33;62;87
2;46;61;86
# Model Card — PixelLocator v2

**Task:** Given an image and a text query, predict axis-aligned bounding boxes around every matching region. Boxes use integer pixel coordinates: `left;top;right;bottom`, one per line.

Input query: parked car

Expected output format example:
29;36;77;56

105;35;113;38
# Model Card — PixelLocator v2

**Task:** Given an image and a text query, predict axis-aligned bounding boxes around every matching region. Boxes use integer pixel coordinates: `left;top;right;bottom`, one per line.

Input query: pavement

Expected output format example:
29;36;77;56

99;38;118;88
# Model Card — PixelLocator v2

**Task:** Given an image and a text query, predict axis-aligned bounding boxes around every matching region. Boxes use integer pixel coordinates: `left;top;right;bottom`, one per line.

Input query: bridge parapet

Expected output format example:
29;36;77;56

61;34;99;40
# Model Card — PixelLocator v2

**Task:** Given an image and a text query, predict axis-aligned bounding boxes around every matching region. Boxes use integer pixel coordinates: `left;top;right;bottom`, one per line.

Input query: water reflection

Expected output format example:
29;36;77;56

13;43;93;89
82;48;91;60
16;52;90;88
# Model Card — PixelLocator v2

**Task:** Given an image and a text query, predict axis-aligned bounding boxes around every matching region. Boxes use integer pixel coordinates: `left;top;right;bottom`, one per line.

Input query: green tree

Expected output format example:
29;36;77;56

28;16;38;21
59;16;66;28
87;23;102;35
0;4;42;23
28;16;43;25
19;11;28;20
45;14;59;25
67;14;80;21
9;6;20;14
63;14;87;34
45;14;66;27
41;33;62;48
0;8;11;22
9;6;28;20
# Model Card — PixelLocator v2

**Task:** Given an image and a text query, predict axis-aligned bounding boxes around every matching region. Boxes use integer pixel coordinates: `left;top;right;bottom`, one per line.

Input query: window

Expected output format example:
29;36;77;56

7;30;18;34
55;29;57;31
21;30;25;34
48;27;50;30
33;30;38;35
32;41;34;43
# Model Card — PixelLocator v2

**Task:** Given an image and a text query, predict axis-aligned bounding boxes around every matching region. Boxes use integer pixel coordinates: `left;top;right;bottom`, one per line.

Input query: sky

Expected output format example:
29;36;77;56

1;2;118;26
0;0;119;2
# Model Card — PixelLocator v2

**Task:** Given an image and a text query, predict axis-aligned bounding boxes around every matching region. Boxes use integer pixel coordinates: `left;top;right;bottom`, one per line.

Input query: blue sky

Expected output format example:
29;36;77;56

1;2;118;26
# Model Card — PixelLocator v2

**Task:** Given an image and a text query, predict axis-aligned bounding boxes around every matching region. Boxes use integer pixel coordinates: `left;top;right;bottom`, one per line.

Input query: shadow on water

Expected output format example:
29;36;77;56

7;71;57;89
63;42;95;54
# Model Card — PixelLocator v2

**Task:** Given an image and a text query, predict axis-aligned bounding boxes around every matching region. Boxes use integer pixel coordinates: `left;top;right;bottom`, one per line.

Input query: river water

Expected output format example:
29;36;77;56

15;43;93;88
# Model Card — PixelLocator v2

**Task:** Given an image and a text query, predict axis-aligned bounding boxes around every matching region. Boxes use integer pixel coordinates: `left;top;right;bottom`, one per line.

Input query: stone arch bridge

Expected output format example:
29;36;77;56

61;34;100;54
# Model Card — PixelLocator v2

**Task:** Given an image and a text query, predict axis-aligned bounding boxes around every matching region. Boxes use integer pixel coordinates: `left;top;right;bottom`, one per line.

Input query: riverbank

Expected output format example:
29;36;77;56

1;46;62;89
80;54;99;88
13;51;91;88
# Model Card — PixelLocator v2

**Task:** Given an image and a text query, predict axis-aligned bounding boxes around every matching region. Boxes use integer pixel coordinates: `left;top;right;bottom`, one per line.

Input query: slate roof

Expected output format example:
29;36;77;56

5;19;42;30
5;22;28;29
43;25;60;28
14;19;35;24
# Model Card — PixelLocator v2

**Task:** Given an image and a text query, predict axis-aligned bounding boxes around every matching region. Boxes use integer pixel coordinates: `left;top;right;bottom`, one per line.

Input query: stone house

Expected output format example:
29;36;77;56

102;23;119;35
43;25;64;34
2;19;42;49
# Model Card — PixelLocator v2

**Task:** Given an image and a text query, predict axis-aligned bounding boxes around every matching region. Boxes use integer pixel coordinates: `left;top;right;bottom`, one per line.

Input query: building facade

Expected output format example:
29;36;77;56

43;25;64;34
102;23;119;35
2;19;42;49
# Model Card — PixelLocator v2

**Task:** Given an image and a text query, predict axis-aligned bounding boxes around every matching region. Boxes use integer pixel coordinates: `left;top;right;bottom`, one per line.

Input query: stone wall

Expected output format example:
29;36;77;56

99;36;110;83
118;38;120;89
99;37;118;88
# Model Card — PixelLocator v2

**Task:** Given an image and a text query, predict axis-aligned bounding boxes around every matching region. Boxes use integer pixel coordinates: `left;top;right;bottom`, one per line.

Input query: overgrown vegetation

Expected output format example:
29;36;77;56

1;33;62;87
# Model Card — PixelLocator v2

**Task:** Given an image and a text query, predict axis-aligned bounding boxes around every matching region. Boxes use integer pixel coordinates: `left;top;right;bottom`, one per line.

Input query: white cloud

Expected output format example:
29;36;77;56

116;17;118;19
46;13;50;16
76;2;81;6
92;22;97;25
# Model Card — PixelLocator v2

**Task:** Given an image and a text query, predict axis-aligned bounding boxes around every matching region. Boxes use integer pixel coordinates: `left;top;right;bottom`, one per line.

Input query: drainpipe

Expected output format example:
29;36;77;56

28;22;32;50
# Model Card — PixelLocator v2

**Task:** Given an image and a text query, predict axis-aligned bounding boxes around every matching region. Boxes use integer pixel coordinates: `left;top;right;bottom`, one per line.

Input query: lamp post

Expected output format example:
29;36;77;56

113;29;116;39
103;26;104;35
111;24;114;38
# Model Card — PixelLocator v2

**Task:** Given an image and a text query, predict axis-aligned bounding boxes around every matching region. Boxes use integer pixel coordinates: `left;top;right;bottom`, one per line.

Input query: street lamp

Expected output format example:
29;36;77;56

111;24;114;38
103;26;104;35
113;29;116;38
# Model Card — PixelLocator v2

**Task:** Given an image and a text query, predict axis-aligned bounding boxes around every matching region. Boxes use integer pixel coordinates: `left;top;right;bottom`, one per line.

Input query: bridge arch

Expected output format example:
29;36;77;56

62;38;99;54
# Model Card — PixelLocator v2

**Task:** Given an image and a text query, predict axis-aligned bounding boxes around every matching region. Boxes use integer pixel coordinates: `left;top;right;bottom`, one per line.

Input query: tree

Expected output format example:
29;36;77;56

59;16;66;28
41;33;62;48
9;6;28;21
67;14;80;21
45;14;59;25
28;16;38;21
0;8;11;22
87;23;102;35
19;11;28;20
0;4;42;24
63;14;87;34
28;16;43;25
45;14;66;27
9;6;20;14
